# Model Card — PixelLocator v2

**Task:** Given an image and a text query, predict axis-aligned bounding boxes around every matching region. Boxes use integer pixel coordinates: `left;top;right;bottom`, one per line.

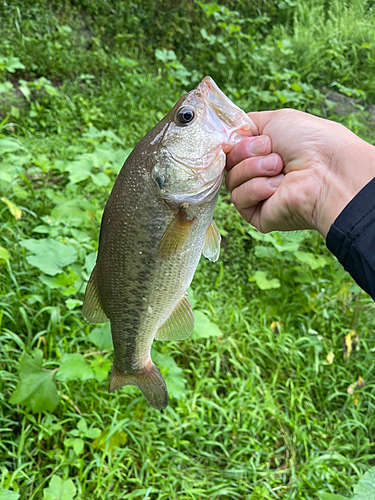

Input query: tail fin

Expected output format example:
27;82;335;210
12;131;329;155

109;361;168;411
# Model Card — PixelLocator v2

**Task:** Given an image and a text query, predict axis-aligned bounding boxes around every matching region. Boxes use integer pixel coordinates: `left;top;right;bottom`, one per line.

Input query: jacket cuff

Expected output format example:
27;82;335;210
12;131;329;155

326;177;375;298
326;177;375;264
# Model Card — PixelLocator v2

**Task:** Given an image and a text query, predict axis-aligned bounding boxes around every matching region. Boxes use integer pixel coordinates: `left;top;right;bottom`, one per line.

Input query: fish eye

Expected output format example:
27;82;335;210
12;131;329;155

176;106;195;126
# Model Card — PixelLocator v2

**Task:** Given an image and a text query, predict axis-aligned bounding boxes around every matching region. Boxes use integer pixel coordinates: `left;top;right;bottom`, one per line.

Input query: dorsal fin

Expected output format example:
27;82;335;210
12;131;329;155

155;293;194;341
158;208;195;259
82;265;109;324
202;220;221;262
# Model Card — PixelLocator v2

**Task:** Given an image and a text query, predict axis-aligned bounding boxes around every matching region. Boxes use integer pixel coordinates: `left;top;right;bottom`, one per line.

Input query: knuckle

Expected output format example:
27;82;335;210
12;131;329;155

231;186;240;207
240;160;248;179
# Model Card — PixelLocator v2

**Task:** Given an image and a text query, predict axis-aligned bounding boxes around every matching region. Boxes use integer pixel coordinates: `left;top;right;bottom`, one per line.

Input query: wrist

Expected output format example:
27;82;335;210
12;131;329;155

316;137;375;238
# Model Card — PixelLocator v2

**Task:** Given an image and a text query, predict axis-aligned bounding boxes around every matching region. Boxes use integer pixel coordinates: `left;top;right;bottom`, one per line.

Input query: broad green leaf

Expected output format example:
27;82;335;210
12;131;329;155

192;310;222;339
294;271;312;284
350;282;362;294
251;270;281;290
65;158;93;183
85;252;97;274
88;323;113;350
108;148;132;172
269;231;302;252
0;489;20;500
275;89;303;104
155;48;176;62
0;81;13;94
32;154;51;171
55;353;94;382
352;466;375;499
216;52;227;64
0;246;10;263
0;138;25;154
90;172;110;186
291;82;302;92
20;239;77;276
40;268;79;295
43;82;59;97
317;493;349;500
64;437;75;447
186;287;196;308
248;228;302;252
32;77;59;96
118;57;138;67
93;430;127;451
247;227;275;243
152;350;186;399
66;298;82;310
72;438;84;455
270;238;300;253
70;228;90;241
53;159;68;172
254;245;278;259
33;225;52;234
19;79;31;101
0;161;16;183
85;427;101;439
12;184;29;200
90;357;111;382
10;350;59;413
5;56;25;73
51;199;95;222
294;251;330;270
83;126;123;144
43;475;76;500
77;419;88;433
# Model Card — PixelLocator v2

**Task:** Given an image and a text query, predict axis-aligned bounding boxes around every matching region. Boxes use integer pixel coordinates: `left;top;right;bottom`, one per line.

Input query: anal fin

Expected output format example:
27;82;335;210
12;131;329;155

158;208;195;259
155;293;194;341
202;219;221;262
82;264;109;324
109;361;168;411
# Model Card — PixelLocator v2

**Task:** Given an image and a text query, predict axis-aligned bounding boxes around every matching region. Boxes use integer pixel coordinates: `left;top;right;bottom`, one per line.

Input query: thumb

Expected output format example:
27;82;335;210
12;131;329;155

246;111;279;136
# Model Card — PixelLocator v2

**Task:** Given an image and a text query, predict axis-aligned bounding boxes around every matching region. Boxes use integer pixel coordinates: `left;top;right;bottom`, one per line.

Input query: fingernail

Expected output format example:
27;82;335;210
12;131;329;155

268;174;284;188
259;154;277;172
248;136;268;155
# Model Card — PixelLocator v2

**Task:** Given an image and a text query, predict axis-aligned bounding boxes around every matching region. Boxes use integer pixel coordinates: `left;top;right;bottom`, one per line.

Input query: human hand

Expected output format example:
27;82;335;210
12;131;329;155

226;109;375;237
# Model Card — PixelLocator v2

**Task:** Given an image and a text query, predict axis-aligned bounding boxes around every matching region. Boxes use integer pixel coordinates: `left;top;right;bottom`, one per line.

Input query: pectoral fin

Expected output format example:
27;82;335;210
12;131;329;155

82;265;109;324
158;208;195;259
202;220;221;262
109;360;168;411
155;293;194;341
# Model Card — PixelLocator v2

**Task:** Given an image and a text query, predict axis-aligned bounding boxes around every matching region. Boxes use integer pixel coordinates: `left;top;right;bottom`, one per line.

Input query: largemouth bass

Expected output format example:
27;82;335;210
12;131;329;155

82;76;257;410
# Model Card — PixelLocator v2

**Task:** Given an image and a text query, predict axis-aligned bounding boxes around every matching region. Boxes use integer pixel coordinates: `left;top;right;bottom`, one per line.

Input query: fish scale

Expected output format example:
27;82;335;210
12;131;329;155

82;76;257;410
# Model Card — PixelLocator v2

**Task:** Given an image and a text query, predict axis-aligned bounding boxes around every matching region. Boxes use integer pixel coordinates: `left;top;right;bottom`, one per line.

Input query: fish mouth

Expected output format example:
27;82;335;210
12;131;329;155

198;76;259;142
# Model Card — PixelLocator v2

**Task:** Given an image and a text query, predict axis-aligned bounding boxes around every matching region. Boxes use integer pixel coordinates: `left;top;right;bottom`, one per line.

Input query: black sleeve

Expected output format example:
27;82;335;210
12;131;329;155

326;177;375;299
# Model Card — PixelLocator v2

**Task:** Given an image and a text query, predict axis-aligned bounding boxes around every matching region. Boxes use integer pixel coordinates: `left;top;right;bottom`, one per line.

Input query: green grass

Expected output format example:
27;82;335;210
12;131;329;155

1;1;375;499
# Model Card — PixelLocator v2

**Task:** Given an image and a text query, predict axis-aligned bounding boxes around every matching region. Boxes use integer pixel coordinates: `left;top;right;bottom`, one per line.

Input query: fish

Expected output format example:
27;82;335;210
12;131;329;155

82;76;258;410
